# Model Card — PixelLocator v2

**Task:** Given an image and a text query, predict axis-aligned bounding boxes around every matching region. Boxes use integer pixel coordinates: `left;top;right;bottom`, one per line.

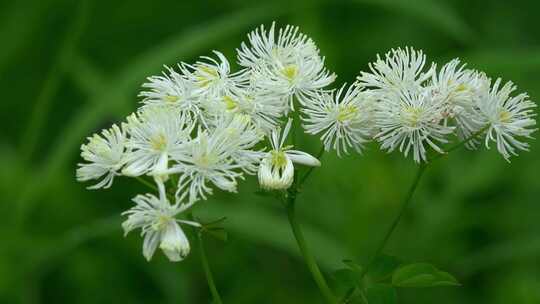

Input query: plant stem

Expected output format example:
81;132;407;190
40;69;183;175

358;163;427;280
197;230;224;304
286;193;337;304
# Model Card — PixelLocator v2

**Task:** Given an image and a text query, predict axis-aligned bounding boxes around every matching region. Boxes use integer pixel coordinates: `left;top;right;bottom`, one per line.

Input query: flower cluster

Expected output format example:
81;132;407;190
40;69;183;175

302;47;536;162
77;24;536;262
77;22;329;262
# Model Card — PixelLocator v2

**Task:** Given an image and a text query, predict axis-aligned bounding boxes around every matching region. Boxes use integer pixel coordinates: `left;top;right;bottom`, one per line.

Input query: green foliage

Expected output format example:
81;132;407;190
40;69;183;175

392;263;460;288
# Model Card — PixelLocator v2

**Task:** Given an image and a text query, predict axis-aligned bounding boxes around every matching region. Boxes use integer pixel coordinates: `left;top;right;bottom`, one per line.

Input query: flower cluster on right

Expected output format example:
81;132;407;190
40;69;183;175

310;47;536;162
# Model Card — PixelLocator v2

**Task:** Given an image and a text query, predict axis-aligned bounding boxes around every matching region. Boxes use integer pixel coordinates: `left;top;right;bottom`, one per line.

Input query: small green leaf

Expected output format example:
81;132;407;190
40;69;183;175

204;228;228;242
365;284;397;304
392;263;460;288
368;255;401;281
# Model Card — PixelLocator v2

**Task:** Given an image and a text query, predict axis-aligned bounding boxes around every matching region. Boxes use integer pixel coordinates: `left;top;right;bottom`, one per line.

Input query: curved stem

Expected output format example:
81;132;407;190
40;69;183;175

358;163;427;280
286;196;337;304
197;231;224;304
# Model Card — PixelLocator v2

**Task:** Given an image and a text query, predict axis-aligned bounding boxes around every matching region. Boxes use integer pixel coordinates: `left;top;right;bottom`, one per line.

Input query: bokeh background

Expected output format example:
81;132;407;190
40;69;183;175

1;0;539;303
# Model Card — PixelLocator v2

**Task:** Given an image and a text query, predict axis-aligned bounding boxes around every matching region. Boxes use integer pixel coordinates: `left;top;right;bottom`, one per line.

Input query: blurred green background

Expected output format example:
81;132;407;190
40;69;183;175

1;0;539;303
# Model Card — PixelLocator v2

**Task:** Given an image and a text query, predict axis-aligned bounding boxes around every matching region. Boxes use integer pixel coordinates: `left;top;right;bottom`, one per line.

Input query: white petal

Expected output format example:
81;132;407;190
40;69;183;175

142;231;160;261
287;150;321;167
159;222;190;262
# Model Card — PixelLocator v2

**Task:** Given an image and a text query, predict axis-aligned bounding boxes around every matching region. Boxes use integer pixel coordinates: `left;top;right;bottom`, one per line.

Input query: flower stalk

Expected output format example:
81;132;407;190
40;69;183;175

285;187;337;304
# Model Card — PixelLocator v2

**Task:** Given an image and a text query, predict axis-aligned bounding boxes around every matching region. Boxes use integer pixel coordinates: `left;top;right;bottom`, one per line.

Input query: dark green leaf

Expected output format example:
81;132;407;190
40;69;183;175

392;263;460;288
331;268;360;293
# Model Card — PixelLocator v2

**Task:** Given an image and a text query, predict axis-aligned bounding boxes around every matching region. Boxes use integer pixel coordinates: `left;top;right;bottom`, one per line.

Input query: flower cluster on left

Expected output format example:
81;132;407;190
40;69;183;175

76;22;333;262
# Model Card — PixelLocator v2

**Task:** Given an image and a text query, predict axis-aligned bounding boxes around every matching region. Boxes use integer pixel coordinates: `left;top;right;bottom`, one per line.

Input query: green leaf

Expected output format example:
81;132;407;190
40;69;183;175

365;284;397;304
368;255;401;281
392;263;460;288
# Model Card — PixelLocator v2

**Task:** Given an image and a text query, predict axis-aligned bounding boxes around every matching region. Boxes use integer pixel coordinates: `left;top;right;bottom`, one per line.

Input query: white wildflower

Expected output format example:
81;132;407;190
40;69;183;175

476;78;537;161
238;22;335;110
258;119;320;190
357;47;434;94
167;119;255;204
374;88;454;163
122;183;200;262
139;66;203;117
209;88;287;133
181;51;247;101
428;59;489;146
122;106;194;178
77;124;126;189
302;84;375;156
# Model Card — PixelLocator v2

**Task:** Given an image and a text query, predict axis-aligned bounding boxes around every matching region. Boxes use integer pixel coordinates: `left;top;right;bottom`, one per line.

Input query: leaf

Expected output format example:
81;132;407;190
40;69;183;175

391;263;460;288
365;284;397;304
367;255;401;281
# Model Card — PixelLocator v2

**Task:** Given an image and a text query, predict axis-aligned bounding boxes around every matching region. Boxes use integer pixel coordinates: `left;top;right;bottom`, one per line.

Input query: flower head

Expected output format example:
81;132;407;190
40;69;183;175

181;51;247;101
122;106;194;177
302;84;375;156
167;115;261;204
427;60;489;147
258;119;320;190
238;22;335;110
374;88;454;162
122;188;200;262
357;47;434;94
77;124;126;189
476;78;537;161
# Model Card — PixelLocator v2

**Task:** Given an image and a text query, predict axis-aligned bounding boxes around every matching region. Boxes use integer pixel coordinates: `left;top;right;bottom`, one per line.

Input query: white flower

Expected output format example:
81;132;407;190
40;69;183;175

181;51;247;101
302;84;374;156
122;184;200;262
139;65;204;118
77;124;126;189
208;88;287;133
258;119;321;190
476;78;537;161
428;59;489;147
357;47;434;94
167;119;255;204
122;106;194;177
238;22;335;110
374;88;454;163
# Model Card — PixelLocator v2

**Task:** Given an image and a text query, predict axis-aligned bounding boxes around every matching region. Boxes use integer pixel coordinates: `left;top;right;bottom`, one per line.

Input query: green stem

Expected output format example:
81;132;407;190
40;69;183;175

358;163;427;280
197;230;224;304
286;194;337;304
